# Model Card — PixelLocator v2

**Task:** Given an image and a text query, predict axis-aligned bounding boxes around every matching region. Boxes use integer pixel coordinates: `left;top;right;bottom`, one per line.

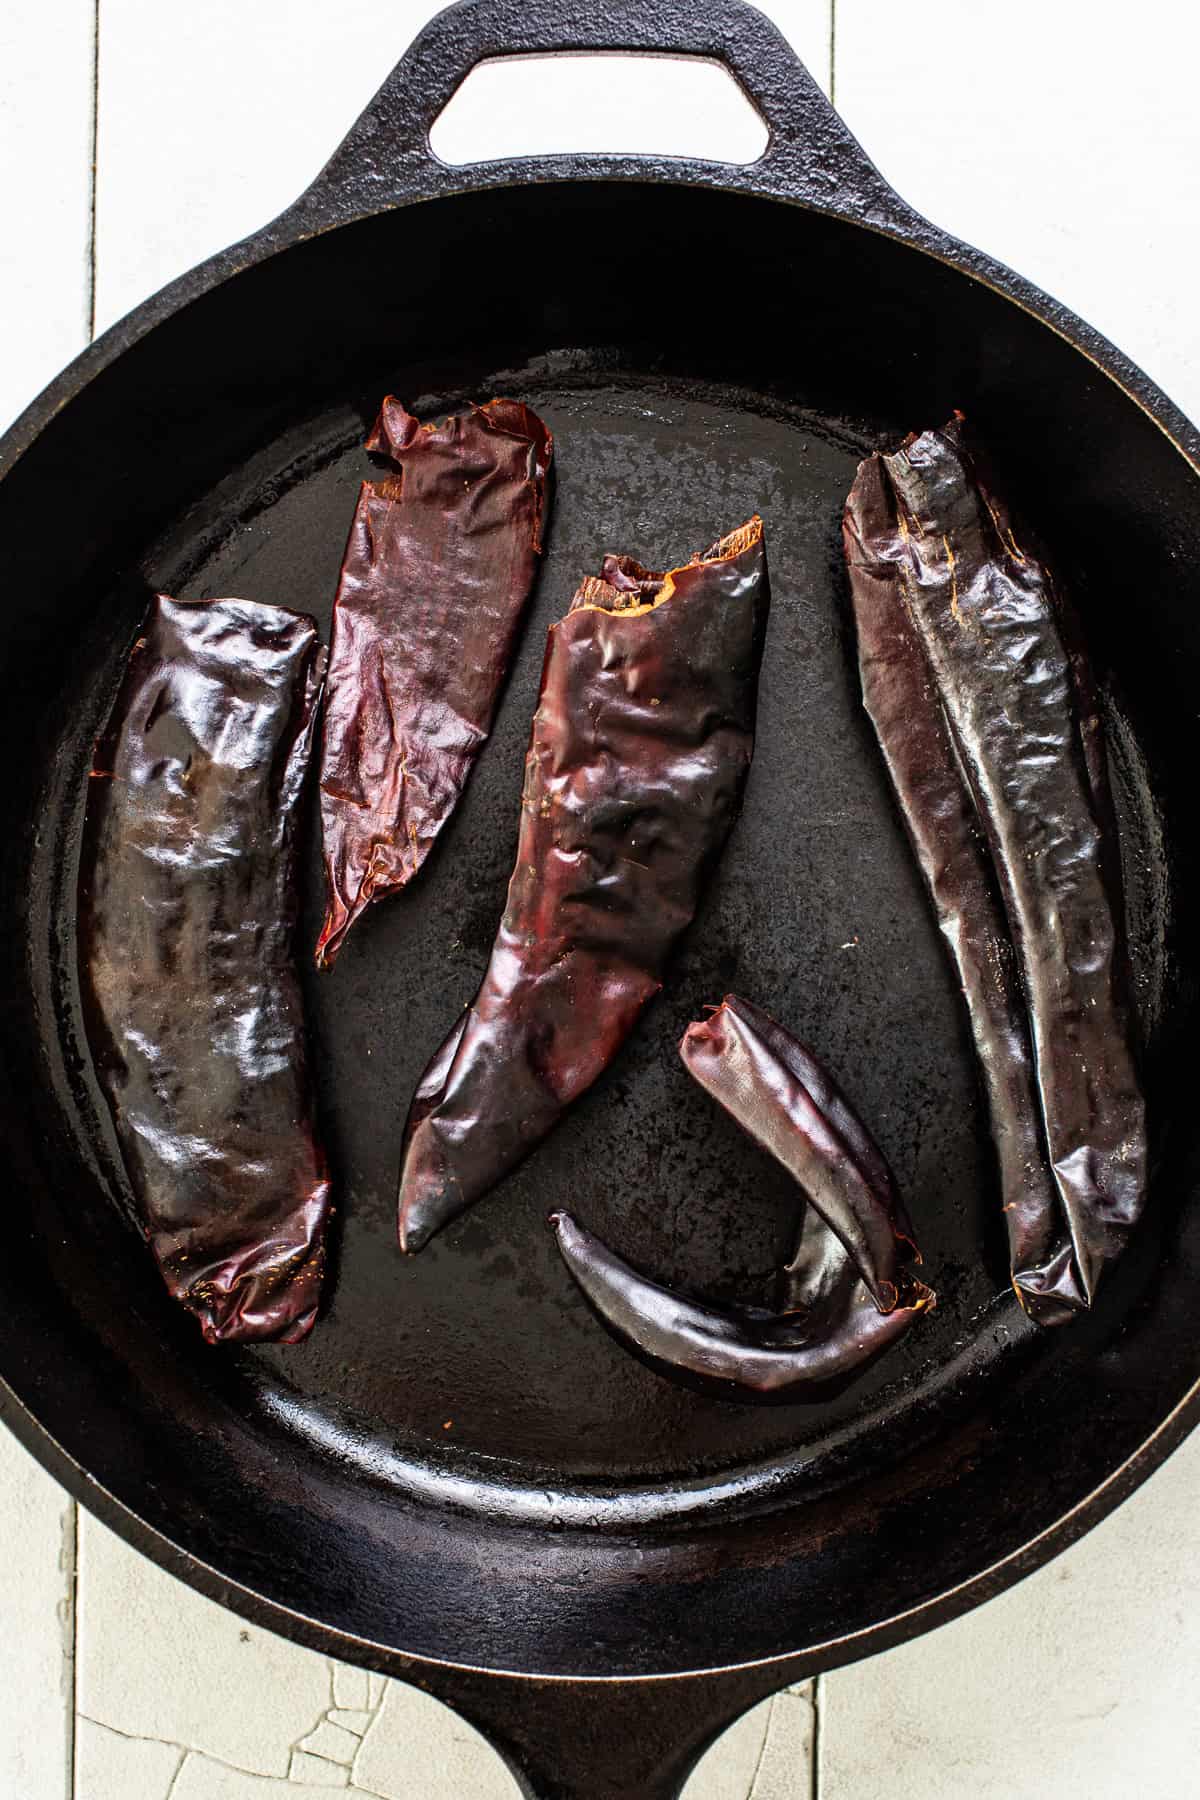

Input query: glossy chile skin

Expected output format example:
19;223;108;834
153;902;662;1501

844;459;1071;1325
550;996;933;1401
79;596;332;1344
398;518;769;1254
315;397;553;968
846;418;1145;1319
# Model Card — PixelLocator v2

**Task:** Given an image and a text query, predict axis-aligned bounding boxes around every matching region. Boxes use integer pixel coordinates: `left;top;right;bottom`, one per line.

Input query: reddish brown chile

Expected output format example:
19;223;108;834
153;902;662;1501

315;396;552;968
78;596;331;1344
397;518;769;1254
550;996;933;1401
844;417;1145;1323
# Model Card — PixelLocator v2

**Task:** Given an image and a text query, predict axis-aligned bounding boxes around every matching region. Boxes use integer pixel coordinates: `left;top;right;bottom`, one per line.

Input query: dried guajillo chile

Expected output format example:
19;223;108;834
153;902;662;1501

316;396;553;968
844;417;1145;1320
398;518;769;1254
551;997;933;1400
79;596;332;1344
845;460;1069;1323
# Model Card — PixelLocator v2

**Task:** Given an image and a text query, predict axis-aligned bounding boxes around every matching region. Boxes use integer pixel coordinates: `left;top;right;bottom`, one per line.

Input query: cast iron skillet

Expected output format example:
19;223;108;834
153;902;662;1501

2;2;1198;1794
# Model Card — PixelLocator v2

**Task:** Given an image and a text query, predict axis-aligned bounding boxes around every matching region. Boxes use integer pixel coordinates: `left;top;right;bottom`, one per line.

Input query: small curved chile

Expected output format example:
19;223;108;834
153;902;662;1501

550;998;933;1401
315;396;553;968
844;417;1145;1321
682;995;917;1308
79;596;332;1344
397;518;769;1255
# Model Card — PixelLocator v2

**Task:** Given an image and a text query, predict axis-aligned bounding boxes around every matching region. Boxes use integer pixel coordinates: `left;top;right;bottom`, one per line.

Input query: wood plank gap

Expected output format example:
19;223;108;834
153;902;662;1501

86;0;99;342
64;1499;77;1800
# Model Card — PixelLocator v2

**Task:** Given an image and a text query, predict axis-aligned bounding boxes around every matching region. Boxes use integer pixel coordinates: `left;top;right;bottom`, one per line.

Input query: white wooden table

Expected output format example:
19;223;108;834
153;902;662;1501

3;4;1198;1795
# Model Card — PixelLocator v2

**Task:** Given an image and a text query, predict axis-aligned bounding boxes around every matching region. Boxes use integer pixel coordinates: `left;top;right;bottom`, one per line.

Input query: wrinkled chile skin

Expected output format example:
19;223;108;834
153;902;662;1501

79;596;332;1344
316;397;552;968
397;520;769;1254
682;996;918;1311
844;456;1073;1325
549;996;933;1401
846;418;1145;1321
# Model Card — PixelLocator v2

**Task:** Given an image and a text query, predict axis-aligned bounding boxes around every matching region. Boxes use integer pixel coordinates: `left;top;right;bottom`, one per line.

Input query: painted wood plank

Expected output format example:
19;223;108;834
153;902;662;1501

76;1513;335;1781
834;0;1200;425
826;11;1200;1793
761;0;832;92
93;0;432;333
94;0;830;333
683;1686;815;1799
0;1427;74;1800
0;0;94;430
0;2;92;1785
822;1426;1200;1798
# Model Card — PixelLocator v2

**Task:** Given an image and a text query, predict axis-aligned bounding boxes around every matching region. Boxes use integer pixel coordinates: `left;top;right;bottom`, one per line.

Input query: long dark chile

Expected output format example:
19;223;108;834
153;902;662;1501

398;519;769;1254
846;417;1145;1318
316;396;552;968
79;596;332;1344
551;997;933;1401
844;455;1076;1324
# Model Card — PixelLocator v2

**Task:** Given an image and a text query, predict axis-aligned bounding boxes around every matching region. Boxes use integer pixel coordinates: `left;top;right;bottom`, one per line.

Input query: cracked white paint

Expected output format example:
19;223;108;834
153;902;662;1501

77;1517;333;1779
286;1749;350;1787
351;1683;522;1800
328;1710;373;1736
172;1752;377;1799
683;1687;815;1800
0;1428;74;1800
331;1670;371;1714
294;1720;360;1766
823;1428;1200;1797
75;1716;182;1799
0;0;93;431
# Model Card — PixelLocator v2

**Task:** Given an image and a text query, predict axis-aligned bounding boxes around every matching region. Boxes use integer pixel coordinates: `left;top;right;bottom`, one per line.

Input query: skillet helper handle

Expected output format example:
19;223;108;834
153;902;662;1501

395;1659;805;1800
293;0;909;228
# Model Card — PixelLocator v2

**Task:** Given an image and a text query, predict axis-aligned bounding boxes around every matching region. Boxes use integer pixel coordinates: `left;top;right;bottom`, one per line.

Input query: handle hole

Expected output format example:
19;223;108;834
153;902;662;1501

428;53;769;167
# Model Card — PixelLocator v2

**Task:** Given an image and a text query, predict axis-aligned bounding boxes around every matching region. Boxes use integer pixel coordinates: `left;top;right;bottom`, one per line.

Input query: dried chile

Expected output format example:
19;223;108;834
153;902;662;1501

551;996;933;1400
845;456;1069;1323
316;396;552;967
79;595;331;1344
398;518;769;1254
844;418;1144;1318
684;994;917;1313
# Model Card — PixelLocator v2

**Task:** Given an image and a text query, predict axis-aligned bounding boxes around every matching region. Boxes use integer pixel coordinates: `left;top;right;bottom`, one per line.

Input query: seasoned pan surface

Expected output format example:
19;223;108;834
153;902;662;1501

63;374;1024;1486
2;2;1198;1697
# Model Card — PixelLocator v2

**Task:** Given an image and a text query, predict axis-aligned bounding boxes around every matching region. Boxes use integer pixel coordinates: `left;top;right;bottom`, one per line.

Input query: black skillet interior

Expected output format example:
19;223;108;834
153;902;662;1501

2;0;1199;1698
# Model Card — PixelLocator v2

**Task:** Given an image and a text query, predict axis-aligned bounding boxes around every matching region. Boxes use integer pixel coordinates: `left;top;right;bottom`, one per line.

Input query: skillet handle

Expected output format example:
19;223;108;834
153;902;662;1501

293;0;908;228
394;1659;806;1800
